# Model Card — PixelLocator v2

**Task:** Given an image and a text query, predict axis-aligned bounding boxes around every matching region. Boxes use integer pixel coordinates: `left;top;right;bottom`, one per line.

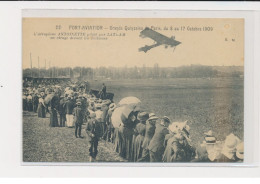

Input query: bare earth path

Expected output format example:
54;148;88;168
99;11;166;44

23;111;126;162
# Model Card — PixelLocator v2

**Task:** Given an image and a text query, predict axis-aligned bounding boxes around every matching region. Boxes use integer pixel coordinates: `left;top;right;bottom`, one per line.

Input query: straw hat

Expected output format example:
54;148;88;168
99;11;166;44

137;112;149;121
223;133;240;152
109;103;116;110
95;103;102;109
168;122;180;134
204;130;213;137
147;113;159;121
236;142;244;159
205;136;216;144
103;99;111;105
89;112;96;119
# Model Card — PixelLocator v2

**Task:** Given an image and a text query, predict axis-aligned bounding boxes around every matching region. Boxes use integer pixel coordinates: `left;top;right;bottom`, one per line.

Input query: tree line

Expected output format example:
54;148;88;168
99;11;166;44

23;64;243;80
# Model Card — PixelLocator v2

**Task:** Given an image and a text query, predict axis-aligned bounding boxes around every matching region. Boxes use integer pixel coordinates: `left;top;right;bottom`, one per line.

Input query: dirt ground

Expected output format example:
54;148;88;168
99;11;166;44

23;111;126;162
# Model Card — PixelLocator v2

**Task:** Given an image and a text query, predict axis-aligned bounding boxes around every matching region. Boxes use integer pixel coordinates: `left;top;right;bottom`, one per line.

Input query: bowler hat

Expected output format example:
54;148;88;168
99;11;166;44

162;116;170;123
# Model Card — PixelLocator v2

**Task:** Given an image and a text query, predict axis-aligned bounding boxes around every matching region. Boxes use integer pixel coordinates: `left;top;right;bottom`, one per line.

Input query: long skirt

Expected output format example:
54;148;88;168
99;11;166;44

23;100;27;111
132;134;145;162
50;109;59;127
118;126;134;160
28;101;33;112
66;114;74;127
37;103;46;118
114;128;122;154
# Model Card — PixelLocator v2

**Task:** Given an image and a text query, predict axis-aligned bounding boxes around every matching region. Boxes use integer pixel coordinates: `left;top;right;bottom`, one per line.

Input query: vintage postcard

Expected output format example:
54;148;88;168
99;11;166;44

22;17;244;163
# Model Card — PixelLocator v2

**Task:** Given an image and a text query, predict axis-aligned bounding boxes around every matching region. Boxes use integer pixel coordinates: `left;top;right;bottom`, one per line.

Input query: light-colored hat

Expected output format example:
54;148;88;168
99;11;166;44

90;113;96;118
103;99;111;105
147;113;159;121
236;142;244;159
223;133;240;152
204;130;213;137
205;136;216;144
76;101;82;106
168;122;180;134
137;112;149;121
95;104;102;109
109;103;116;110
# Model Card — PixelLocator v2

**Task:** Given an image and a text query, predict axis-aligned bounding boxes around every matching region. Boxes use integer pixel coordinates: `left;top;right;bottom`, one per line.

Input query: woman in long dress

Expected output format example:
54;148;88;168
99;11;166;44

132;112;149;162
37;95;46;118
118;109;136;160
49;92;59;127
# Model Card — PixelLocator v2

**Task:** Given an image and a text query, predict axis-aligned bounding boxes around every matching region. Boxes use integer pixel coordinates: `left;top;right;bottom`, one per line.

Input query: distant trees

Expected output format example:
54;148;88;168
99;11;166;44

23;64;243;80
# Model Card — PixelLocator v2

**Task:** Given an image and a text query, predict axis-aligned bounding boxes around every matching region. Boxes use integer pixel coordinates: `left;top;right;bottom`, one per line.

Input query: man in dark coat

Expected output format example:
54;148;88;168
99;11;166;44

100;83;106;100
105;103;116;142
32;93;39;113
85;112;103;162
148;116;170;162
101;103;109;140
49;92;59;127
73;101;84;138
65;96;75;127
137;113;158;162
58;96;66;127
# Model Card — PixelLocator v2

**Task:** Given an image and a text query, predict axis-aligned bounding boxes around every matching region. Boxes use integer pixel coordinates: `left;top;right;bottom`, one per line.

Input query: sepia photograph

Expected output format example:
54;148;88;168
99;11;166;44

22;17;244;163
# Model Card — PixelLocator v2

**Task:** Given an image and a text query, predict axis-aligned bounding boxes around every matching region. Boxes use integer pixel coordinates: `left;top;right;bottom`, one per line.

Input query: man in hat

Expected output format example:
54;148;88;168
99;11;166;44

192;130;218;162
235;142;244;162
58;95;66;127
73;101;84;138
132;112;149;162
65;96;75;127
148;116;170;162
100;103;109;140
217;133;240;162
137;113;158;162
105;103;116;142
85;112;103;162
100;83;106;100
32;92;39;113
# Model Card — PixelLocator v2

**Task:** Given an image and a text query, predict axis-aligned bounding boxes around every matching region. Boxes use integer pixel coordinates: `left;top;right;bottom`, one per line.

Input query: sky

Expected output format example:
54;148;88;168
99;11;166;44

22;18;244;69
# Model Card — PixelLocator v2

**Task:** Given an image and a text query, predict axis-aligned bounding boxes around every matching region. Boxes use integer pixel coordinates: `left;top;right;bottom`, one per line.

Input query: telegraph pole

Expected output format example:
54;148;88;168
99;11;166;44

38;56;40;77
30;52;32;77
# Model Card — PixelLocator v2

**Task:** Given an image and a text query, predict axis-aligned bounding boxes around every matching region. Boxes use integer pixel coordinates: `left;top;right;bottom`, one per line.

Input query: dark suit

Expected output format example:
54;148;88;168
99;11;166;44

85;119;102;159
137;122;156;162
148;123;169;162
65;100;74;114
73;106;84;137
59;98;66;127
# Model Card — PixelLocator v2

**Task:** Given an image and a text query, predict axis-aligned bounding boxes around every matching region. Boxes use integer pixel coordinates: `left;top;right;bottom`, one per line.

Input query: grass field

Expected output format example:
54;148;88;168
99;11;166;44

23;77;243;162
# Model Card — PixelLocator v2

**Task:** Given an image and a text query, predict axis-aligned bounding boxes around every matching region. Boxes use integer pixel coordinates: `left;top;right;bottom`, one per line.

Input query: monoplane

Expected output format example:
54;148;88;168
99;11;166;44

139;27;181;53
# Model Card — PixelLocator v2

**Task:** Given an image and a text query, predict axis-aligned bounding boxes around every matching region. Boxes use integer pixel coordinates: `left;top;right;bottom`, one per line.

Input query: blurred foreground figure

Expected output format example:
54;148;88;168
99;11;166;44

85;113;102;162
148;116;170;162
217;133;241;162
132;112;149;162
73;101;84;138
137;113;158;162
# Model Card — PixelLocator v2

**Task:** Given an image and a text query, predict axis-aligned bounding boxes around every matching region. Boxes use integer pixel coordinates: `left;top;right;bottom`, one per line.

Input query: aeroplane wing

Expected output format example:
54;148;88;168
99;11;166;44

140;27;170;43
138;43;161;53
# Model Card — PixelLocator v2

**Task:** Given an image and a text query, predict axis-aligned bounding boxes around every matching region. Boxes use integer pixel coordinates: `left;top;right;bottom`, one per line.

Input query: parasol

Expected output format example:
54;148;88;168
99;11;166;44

44;93;54;105
118;96;141;106
111;106;125;128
